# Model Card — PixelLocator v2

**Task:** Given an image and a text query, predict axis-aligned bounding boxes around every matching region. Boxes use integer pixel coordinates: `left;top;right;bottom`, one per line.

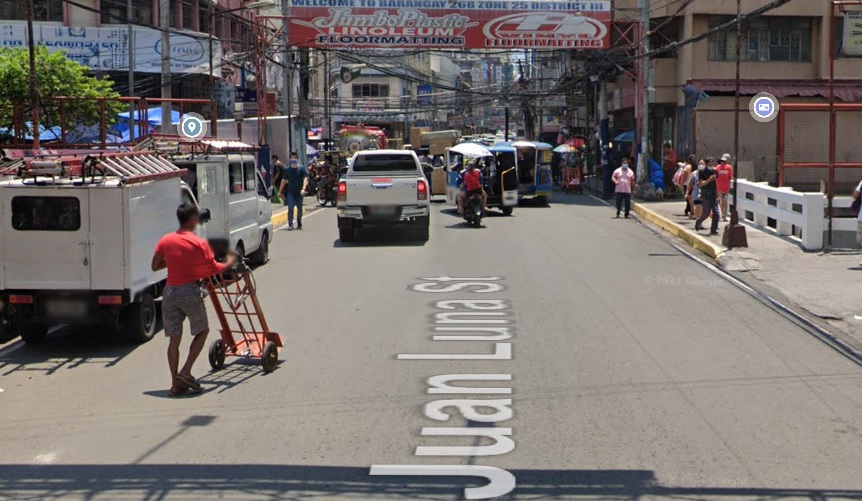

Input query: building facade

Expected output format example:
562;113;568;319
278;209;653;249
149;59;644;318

0;0;281;118
609;0;862;183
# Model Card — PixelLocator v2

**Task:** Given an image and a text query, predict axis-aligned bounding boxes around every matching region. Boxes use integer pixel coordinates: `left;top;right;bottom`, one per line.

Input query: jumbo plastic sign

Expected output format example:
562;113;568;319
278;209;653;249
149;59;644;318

286;0;610;49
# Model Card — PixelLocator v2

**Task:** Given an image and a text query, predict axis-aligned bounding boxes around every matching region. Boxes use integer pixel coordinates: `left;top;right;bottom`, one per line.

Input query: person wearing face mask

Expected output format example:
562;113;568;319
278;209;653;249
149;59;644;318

612;158;636;218
686;159;705;220
695;156;720;235
279;153;308;231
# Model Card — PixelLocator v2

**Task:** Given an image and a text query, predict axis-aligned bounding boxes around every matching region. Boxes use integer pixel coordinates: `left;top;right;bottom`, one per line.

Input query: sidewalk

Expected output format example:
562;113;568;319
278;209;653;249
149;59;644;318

634;199;862;346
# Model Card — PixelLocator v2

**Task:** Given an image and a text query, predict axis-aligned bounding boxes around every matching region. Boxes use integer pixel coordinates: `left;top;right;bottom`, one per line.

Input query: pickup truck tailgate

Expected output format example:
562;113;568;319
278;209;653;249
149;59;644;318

344;175;419;206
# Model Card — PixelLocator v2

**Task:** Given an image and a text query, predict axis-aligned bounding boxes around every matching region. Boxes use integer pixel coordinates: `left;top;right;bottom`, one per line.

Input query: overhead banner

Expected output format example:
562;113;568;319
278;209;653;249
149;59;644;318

286;0;610;49
0;24;220;75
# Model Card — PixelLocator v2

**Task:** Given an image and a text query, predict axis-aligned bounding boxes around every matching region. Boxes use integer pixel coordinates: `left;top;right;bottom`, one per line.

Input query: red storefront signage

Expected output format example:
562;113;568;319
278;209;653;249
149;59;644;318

286;0;610;49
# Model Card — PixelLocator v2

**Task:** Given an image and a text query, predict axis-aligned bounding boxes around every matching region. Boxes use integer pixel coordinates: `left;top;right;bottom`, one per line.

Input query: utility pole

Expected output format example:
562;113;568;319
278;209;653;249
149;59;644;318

286;52;294;156
127;0;135;136
298;48;310;152
207;0;214;103
637;0;650;186
159;0;172;134
324;50;331;151
723;0;748;247
26;0;39;148
599;80;611;198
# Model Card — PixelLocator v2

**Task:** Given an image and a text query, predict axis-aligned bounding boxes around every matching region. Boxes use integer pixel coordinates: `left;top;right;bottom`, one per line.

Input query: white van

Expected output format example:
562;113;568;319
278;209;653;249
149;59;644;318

170;150;272;264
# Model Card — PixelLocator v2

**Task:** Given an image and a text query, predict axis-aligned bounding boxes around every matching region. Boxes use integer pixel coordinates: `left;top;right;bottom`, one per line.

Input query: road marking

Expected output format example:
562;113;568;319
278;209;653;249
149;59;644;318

372;277;517;499
276;207;328;231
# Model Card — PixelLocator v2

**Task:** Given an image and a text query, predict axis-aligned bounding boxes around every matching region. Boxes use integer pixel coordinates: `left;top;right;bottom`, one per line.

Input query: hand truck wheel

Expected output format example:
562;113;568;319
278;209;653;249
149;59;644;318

261;341;278;373
208;339;226;371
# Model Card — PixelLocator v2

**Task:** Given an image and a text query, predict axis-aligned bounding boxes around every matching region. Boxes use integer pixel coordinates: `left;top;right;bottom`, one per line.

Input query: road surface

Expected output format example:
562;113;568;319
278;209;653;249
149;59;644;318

2;195;862;501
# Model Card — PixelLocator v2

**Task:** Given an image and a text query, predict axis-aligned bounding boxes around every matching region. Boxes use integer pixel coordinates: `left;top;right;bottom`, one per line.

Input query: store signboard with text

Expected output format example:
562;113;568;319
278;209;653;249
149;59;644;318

285;0;610;49
0;24;220;74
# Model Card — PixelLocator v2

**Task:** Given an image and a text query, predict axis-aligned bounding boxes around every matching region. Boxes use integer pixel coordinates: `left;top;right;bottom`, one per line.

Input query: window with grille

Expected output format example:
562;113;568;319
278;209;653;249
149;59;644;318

352;84;390;98
707;16;812;62
0;0;63;21
100;0;153;24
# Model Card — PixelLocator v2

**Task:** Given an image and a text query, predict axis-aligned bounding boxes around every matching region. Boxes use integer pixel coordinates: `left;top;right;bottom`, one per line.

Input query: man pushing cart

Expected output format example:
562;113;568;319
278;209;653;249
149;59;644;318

152;202;281;397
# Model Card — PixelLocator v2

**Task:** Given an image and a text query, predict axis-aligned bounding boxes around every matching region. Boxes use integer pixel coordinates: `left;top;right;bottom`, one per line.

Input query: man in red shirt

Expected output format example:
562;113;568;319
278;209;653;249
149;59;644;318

715;153;734;221
152;203;236;396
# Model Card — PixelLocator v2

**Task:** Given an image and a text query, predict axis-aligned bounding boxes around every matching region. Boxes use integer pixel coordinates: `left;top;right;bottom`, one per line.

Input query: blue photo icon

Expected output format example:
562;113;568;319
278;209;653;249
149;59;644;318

754;98;774;118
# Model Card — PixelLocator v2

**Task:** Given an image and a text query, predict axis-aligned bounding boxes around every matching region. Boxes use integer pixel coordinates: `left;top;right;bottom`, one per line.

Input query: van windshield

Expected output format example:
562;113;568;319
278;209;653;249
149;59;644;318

352;154;418;173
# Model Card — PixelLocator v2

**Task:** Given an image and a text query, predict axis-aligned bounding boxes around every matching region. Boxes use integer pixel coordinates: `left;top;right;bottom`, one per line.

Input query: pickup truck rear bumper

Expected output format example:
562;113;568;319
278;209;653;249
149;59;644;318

338;205;429;224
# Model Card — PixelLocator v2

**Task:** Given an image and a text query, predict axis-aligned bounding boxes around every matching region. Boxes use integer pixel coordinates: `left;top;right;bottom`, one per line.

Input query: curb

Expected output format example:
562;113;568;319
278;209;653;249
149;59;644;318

632;202;725;260
271;208;289;227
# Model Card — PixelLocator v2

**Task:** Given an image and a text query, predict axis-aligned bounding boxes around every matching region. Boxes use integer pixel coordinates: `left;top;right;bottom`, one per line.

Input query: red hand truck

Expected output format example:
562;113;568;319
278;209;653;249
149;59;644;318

204;264;282;373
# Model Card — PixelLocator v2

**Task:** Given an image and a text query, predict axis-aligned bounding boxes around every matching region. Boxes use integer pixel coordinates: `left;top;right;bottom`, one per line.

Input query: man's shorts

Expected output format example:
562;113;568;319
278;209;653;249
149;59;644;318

718;191;729;200
162;283;208;338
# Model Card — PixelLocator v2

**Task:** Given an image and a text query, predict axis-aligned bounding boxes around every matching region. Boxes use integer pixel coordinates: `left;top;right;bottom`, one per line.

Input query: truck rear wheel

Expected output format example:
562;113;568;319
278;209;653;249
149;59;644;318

125;292;157;343
17;317;48;345
415;216;430;241
502;207;514;216
339;227;355;242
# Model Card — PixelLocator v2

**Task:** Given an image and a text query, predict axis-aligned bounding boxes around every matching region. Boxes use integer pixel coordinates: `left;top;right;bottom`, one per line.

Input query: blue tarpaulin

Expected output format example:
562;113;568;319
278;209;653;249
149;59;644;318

0;123;62;141
648;158;665;191
117;107;181;125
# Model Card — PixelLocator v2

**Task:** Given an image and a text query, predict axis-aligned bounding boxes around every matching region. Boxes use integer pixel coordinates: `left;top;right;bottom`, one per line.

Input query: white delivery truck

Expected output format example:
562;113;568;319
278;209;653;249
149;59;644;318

167;140;272;265
0;153;206;344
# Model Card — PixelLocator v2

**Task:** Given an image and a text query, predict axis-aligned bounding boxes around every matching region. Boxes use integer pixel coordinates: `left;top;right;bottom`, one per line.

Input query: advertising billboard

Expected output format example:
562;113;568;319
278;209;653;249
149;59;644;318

0;24;220;75
286;0;610;49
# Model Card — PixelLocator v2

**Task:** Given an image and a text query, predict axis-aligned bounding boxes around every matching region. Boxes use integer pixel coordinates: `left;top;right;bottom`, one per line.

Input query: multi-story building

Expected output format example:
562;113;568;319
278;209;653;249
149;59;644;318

0;0;280;118
316;51;462;142
609;0;862;182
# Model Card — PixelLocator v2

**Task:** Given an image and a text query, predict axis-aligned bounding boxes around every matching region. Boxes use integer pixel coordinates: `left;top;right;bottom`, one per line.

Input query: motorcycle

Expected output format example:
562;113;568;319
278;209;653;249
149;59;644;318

306;170;320;198
463;192;484;228
317;176;338;206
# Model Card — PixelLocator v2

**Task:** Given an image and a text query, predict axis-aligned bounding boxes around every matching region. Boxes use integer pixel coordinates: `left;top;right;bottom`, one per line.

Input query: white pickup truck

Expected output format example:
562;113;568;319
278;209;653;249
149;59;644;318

336;150;430;242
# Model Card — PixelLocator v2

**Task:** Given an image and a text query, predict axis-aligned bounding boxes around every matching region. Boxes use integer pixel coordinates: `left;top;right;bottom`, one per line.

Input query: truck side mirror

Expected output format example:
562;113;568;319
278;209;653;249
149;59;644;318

200;208;212;223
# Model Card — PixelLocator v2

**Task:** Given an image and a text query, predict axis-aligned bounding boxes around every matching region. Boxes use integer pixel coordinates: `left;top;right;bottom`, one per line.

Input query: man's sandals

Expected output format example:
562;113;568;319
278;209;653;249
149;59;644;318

169;373;202;397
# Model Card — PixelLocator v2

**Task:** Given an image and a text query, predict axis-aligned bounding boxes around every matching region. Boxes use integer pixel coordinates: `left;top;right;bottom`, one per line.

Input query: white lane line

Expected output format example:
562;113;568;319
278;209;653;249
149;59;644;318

276;207;328;231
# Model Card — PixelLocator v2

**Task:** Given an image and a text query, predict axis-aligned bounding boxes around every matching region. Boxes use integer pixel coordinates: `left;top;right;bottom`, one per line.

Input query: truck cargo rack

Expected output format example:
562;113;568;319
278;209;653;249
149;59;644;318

16;152;184;186
149;134;257;157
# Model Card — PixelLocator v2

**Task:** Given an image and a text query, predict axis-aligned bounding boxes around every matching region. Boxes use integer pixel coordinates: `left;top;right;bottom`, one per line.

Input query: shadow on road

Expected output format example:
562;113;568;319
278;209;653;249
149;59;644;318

0;463;859;500
333;229;427;248
0;325;141;377
546;192;609;207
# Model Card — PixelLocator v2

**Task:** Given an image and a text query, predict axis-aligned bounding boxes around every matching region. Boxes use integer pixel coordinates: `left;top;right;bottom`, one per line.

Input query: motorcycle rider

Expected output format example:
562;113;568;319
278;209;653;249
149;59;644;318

457;160;488;215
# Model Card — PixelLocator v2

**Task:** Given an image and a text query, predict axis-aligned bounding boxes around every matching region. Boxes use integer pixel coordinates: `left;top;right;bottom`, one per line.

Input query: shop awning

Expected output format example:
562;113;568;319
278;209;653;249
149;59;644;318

689;79;862;102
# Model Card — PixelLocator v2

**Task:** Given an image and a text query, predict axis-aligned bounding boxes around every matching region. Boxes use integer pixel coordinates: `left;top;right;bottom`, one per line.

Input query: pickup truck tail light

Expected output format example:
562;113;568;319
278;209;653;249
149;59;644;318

417;180;428;201
337;181;347;203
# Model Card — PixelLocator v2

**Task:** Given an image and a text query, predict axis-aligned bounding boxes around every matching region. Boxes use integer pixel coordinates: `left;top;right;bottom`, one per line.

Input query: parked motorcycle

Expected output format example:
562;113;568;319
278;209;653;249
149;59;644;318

317;176;338;206
463;192;484;228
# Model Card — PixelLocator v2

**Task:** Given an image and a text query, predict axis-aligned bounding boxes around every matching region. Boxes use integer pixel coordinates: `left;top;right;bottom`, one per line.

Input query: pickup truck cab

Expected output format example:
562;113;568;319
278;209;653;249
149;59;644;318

337;150;430;242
